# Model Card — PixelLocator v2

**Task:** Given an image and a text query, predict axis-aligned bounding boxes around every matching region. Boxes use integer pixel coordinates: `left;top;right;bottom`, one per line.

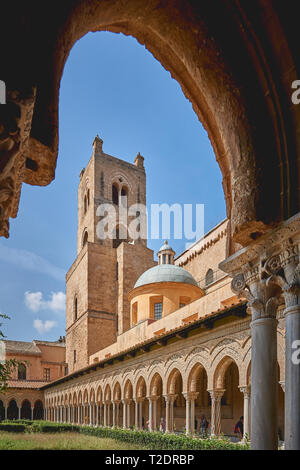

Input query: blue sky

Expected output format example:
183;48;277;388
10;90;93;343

0;32;225;342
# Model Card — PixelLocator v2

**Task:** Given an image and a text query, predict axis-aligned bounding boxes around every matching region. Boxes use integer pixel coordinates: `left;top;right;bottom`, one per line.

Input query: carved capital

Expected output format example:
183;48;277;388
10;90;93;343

231;263;281;321
208;389;225;401
266;242;300;309
239;385;251;398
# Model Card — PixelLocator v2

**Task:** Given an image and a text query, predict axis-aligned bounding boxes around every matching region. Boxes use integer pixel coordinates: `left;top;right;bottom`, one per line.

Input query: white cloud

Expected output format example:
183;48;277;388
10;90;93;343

25;291;66;313
0;243;65;281
33;319;56;335
25;291;43;312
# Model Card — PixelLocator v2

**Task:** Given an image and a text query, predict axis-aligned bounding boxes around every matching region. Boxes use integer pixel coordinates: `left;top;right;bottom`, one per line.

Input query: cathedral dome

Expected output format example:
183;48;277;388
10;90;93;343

134;263;198;288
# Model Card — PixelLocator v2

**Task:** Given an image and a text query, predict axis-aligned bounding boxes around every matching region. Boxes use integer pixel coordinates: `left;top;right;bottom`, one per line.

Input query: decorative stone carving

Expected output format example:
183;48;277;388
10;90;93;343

231;268;280;321
266;242;300;308
0;86;36;238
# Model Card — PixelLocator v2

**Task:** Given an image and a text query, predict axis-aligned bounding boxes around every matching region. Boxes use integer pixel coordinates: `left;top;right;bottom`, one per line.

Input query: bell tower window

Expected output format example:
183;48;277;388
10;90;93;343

112;183;119;205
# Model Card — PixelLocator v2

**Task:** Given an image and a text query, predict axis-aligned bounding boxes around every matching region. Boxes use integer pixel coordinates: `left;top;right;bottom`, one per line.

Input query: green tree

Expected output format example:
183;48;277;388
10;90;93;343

0;313;19;392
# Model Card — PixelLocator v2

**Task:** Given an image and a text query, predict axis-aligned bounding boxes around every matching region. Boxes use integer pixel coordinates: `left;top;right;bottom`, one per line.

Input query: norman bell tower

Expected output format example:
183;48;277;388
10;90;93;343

65;135;154;372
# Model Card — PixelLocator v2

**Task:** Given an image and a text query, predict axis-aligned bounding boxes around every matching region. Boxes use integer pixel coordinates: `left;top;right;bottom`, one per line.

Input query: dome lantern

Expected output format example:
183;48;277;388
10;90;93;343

157;240;175;265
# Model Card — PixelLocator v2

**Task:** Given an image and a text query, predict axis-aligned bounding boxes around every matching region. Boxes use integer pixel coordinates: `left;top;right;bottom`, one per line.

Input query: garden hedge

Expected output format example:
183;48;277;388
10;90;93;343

0;420;249;450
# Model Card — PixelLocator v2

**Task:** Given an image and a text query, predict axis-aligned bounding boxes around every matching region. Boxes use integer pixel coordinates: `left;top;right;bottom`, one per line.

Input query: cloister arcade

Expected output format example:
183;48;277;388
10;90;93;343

43;346;285;440
0;398;43;421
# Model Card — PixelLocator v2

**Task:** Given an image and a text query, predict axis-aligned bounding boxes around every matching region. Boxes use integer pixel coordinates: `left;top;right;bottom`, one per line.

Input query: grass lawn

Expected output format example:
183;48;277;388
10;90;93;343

0;431;148;450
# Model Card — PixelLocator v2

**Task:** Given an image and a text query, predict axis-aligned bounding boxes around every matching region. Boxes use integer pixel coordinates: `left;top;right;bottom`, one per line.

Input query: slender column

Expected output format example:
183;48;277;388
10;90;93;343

169;396;175;432
18;406;21;420
99;404;102;426
231;271;280;449
138;401;143;429
89;404;92;426
239;386;251;440
31;407;34;421
122;400;126;428
134;400;138;429
209;389;224;436
116;402;119;427
112;402;116;427
190;398;195;435
164;396;170;433
103;403;107;427
185;395;191;435
109;403;112;427
148;398;153;432
4;406;7;420
126;401;131;428
153;399;157;430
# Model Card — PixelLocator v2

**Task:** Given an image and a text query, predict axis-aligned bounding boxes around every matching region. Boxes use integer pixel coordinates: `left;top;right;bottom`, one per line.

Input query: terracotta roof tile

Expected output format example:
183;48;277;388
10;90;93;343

7;380;49;389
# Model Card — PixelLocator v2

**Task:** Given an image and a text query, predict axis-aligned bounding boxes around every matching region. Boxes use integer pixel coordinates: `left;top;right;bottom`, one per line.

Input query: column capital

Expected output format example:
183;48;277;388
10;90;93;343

265;243;300;309
231;267;281;321
239;385;251;397
183;391;199;401
147;395;159;402
208;389;225;401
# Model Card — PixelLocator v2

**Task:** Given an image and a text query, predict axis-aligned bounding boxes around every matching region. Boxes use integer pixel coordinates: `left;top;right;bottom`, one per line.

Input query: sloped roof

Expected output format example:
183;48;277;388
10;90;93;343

7;380;48;389
3;340;42;356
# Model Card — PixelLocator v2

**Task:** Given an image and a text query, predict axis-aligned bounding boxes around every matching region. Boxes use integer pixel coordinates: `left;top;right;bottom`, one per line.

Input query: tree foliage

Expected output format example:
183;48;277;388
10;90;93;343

0;313;19;392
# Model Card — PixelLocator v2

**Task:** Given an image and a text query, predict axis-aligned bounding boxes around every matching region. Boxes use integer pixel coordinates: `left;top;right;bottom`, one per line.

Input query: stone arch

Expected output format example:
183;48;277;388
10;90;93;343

149;372;163;397
3;2;297;242
33;399;43;420
7;399;18;420
83;388;89;404
21;399;31;420
113;381;121;402
148;366;165;395
104;384;111;403
212;355;241;389
135;376;147;399
96;384;103;404
123;379;133;400
184;350;210;379
167;368;183;395
187;362;208;393
89;387;95;404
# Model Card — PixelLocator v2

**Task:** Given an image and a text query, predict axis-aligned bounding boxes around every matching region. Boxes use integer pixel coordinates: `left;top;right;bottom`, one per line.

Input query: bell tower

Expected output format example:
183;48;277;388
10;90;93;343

65;135;155;372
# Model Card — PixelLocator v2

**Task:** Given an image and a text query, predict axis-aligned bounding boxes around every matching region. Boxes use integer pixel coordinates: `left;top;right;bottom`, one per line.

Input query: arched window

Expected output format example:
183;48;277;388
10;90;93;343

84;195;87;214
120;186;128;208
82;230;88;247
74;297;78;321
87;189;90;206
112;183;119;205
205;268;214;286
18;364;26;380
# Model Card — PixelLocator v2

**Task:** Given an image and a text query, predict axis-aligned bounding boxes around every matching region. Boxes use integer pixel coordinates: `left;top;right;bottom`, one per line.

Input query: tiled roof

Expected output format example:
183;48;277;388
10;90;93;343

7;380;49;389
41;299;248;390
3;340;42;355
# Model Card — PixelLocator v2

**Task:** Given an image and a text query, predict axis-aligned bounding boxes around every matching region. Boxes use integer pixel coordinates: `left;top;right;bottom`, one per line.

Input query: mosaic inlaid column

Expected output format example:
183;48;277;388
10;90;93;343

209;389;224;436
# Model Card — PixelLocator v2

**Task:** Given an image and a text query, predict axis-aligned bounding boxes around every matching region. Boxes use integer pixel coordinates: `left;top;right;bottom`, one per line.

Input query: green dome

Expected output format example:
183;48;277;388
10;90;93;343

134;264;198;288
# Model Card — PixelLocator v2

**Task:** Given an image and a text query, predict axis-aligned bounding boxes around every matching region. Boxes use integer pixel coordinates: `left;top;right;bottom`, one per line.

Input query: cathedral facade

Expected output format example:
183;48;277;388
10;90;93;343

0;138;286;440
